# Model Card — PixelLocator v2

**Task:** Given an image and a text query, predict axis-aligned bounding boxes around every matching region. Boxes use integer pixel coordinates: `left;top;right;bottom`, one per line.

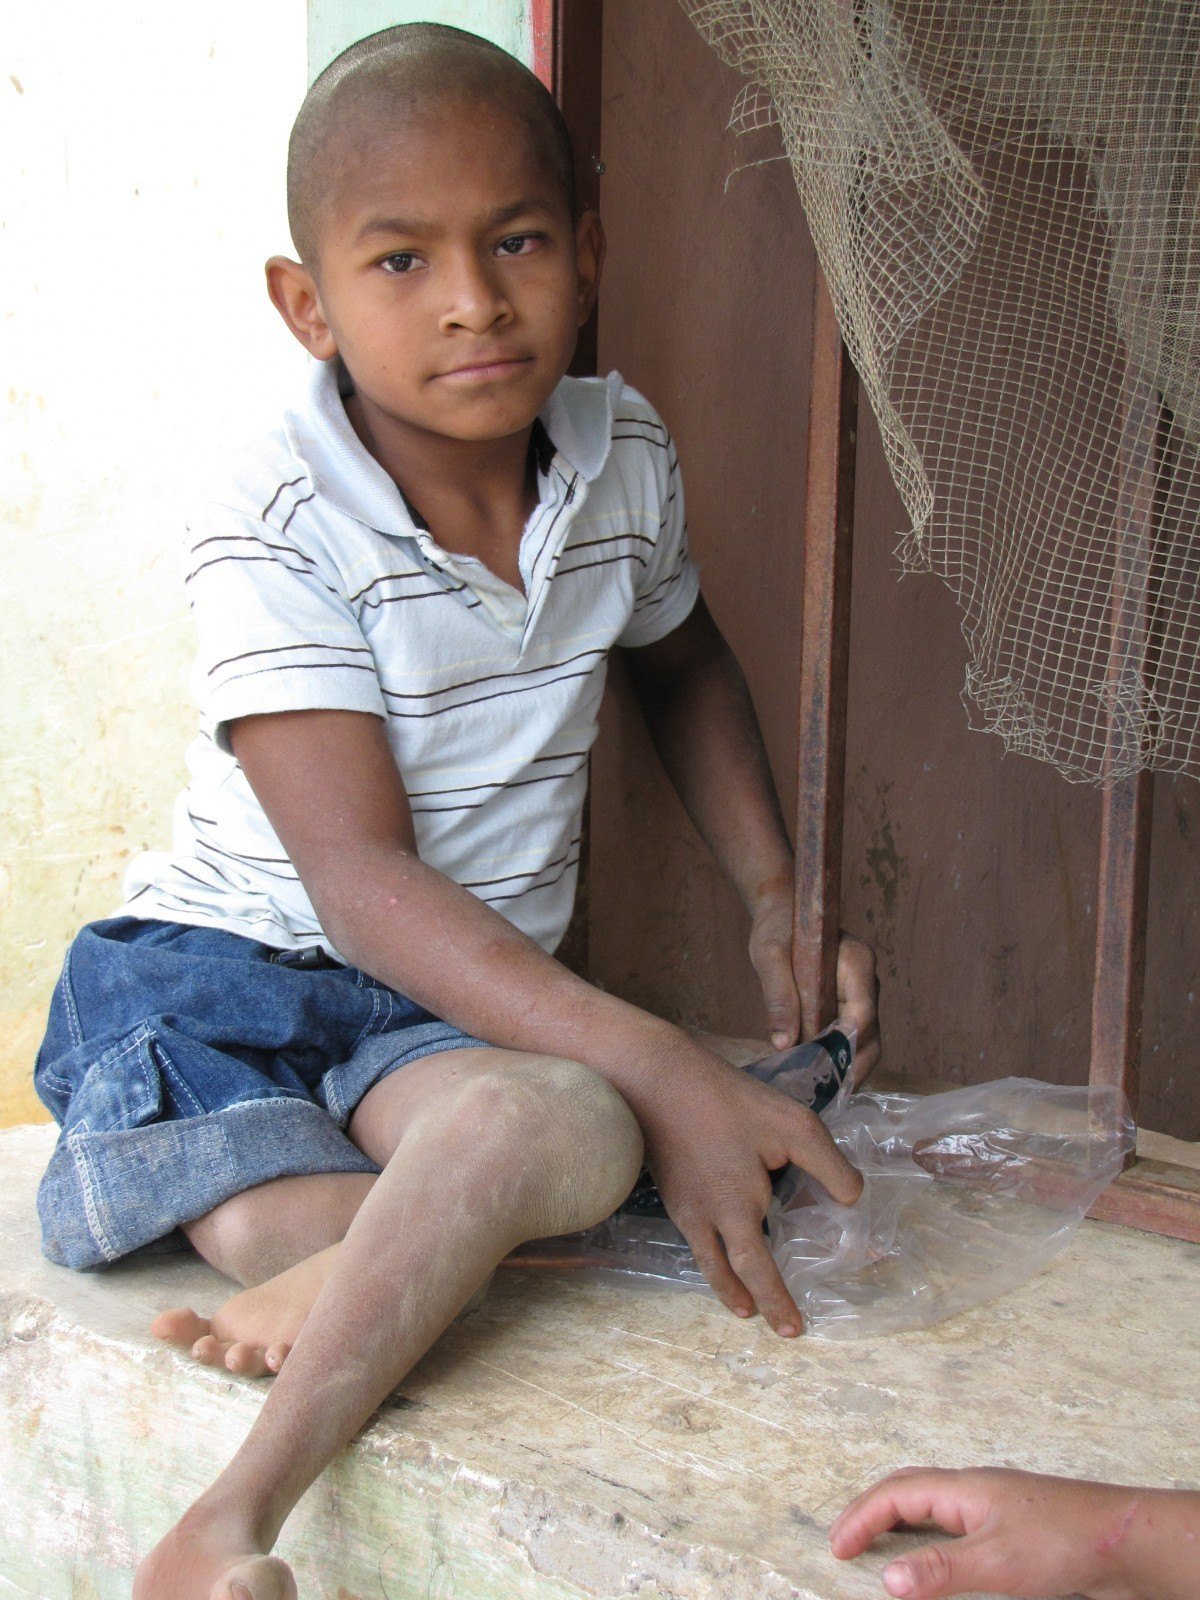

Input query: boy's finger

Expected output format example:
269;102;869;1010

716;1218;804;1337
786;1107;863;1206
829;1471;971;1559
683;1221;755;1320
835;933;877;1007
836;937;882;1081
751;936;801;1049
830;1481;919;1558
880;1533;997;1599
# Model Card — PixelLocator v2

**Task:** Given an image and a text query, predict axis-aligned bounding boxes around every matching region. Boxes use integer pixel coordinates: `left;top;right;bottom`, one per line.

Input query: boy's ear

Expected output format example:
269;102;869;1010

265;256;339;360
574;211;605;327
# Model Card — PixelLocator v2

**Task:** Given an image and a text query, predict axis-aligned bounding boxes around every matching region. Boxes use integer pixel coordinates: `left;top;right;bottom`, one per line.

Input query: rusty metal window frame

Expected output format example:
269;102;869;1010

797;268;1200;1244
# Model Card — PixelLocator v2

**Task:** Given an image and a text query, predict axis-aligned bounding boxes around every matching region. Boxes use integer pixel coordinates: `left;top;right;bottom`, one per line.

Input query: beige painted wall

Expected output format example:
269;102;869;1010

1;5;307;1126
0;3;543;1131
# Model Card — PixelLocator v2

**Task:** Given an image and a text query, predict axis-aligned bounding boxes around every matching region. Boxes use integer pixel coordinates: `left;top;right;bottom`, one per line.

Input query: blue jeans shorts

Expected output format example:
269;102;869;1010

34;917;490;1270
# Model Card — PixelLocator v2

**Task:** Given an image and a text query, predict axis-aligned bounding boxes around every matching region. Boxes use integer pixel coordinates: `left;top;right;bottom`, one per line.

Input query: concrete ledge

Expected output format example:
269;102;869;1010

2;1121;1199;1599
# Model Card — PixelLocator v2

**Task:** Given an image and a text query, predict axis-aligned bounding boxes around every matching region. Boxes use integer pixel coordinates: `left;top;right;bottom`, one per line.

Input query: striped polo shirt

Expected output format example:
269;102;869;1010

119;359;698;957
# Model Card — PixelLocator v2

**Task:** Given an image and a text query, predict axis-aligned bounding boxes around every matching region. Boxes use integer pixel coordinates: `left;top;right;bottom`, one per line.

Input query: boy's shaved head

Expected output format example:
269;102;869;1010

287;23;576;266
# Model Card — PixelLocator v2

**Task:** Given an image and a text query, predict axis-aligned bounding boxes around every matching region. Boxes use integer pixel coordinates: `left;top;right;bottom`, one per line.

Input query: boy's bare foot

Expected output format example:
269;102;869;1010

152;1247;336;1377
134;1500;295;1600
153;1247;495;1377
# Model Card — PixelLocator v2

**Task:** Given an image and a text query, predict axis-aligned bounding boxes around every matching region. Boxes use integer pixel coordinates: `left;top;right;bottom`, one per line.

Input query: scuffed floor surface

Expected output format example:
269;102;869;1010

2;1122;1198;1600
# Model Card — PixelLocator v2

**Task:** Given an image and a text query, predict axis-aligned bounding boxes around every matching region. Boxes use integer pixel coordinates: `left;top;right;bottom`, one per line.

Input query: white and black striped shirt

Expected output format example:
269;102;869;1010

120;359;698;956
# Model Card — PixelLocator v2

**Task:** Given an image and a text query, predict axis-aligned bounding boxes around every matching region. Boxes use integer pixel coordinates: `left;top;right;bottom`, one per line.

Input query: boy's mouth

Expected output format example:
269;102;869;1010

437;354;533;383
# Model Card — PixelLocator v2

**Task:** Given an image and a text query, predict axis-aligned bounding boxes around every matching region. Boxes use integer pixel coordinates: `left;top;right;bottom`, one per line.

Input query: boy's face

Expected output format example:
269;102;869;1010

269;97;601;452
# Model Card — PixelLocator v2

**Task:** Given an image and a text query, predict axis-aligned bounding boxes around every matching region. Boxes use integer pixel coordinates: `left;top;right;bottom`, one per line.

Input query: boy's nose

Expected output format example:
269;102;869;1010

439;254;514;335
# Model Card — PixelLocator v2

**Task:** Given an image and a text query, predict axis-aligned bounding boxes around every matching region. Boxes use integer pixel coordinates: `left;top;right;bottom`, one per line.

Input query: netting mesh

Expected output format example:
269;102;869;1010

681;0;1200;783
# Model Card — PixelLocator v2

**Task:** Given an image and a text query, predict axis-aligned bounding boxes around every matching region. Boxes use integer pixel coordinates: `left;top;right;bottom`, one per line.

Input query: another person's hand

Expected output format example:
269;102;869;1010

640;1041;863;1338
830;1466;1200;1600
748;892;880;1079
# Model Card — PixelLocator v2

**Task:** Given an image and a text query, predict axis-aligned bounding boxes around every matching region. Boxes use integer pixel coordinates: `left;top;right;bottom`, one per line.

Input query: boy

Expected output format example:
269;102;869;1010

34;23;878;1599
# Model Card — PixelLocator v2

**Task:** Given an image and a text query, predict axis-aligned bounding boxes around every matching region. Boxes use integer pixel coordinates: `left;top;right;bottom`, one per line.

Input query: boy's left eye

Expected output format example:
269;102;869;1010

379;251;420;274
496;233;543;257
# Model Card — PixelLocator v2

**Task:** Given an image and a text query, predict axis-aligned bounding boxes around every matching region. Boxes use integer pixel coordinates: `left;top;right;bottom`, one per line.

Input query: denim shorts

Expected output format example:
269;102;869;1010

34;917;490;1270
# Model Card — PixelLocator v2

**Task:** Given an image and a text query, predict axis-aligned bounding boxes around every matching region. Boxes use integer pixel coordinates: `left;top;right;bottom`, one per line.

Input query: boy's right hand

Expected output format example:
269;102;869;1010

638;1048;862;1336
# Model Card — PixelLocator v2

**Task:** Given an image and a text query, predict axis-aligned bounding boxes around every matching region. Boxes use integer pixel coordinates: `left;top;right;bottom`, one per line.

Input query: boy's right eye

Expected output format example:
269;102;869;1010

379;252;419;275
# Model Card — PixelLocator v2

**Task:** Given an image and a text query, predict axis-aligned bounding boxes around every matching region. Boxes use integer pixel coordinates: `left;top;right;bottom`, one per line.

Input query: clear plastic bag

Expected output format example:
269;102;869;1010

508;1030;1134;1340
770;1075;1133;1338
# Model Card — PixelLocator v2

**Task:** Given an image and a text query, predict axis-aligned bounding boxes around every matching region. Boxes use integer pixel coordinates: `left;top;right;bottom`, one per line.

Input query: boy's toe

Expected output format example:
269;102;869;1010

211;1554;298;1600
192;1333;234;1367
152;1306;212;1347
224;1341;272;1378
264;1341;292;1373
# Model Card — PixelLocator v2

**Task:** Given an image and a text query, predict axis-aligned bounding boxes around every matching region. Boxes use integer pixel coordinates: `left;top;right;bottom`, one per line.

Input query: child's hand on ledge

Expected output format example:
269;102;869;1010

830;1466;1200;1600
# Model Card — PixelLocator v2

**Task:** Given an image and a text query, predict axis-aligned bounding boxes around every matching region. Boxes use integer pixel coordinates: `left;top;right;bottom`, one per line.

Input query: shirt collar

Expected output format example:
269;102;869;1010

285;359;623;539
540;369;624;482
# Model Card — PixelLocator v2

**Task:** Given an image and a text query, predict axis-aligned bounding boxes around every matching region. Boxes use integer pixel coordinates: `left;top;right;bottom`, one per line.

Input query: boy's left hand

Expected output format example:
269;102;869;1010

623;597;880;1083
749;898;881;1081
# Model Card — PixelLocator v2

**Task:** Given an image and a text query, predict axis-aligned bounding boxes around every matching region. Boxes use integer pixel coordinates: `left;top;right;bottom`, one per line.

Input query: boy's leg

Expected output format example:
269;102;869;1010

135;1048;642;1600
180;1173;378;1286
173;1029;508;1292
156;1032;759;1376
153;1045;508;1371
151;1173;378;1375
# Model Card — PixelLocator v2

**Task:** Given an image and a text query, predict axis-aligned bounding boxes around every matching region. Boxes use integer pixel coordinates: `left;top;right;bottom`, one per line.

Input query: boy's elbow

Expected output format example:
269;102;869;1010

303;840;424;962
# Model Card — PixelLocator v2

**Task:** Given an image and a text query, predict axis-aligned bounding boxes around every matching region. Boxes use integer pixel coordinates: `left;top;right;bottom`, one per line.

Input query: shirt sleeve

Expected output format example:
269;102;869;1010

616;408;701;648
184;492;386;754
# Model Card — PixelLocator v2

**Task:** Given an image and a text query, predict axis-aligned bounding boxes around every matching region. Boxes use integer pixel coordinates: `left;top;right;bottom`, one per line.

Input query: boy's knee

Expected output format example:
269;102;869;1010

445;1055;643;1238
182;1187;267;1283
530;1055;643;1194
513;1056;643;1238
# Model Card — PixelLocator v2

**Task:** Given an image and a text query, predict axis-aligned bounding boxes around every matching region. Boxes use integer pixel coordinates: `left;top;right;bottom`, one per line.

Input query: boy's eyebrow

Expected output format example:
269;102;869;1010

355;198;560;242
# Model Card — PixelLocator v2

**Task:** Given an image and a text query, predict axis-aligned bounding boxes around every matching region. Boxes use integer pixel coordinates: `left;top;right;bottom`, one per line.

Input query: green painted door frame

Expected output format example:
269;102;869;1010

308;0;534;80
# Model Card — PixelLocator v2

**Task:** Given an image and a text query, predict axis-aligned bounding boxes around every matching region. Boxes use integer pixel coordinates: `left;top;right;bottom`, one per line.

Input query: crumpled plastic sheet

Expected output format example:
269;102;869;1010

769;1074;1134;1338
509;1030;1134;1340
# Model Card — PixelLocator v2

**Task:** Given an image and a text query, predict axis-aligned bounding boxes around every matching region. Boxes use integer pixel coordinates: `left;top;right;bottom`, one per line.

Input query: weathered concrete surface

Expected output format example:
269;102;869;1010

2;1122;1198;1600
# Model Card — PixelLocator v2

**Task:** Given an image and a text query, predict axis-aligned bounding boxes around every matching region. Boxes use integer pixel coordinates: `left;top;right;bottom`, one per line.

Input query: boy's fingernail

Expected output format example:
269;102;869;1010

772;1032;790;1049
777;1322;799;1338
883;1561;914;1596
734;1305;753;1318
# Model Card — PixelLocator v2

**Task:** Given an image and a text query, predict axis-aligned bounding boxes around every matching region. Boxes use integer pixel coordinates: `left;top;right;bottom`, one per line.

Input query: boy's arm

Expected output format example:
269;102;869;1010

828;1466;1200;1600
620;596;880;1072
228;707;862;1335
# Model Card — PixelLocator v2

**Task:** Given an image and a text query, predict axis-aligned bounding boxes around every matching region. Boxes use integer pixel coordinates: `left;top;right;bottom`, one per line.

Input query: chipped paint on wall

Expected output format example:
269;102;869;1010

1;6;307;1127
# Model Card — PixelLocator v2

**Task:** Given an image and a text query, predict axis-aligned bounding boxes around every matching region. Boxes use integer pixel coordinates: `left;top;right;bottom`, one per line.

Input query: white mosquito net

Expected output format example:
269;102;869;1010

681;1;1200;784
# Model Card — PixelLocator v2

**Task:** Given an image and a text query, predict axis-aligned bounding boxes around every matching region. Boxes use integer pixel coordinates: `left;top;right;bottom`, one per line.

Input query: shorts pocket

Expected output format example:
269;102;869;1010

62;1024;164;1136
